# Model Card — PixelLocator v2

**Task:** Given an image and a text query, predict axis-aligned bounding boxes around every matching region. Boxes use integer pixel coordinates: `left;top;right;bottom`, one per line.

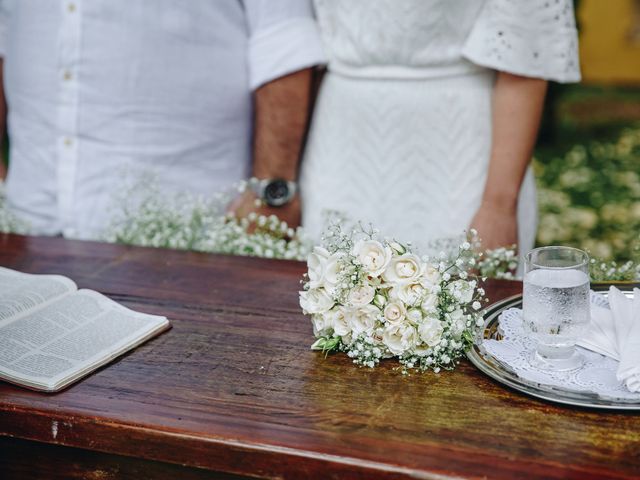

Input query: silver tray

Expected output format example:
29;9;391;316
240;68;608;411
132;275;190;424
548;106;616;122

467;287;640;410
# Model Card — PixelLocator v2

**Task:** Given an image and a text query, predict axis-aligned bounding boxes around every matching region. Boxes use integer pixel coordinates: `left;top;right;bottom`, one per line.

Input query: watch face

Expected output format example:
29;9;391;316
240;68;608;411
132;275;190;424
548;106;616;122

264;179;290;207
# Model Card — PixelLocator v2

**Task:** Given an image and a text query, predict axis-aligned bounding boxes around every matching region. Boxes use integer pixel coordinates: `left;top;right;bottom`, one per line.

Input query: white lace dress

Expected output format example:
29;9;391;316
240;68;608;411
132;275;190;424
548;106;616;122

301;0;580;252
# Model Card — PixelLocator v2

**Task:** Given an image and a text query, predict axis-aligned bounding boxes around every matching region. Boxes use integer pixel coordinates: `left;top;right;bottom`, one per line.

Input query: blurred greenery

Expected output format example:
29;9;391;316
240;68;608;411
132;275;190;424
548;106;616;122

534;84;640;262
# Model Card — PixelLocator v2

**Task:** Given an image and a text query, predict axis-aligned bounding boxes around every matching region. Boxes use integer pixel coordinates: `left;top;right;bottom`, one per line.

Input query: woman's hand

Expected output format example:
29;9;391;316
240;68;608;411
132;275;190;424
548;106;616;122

469;201;518;252
472;71;547;252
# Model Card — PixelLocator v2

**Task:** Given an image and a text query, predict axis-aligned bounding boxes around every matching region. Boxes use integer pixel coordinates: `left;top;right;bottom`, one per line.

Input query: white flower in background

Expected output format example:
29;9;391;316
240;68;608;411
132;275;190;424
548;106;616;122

383;323;418;355
418;317;444;346
307;246;330;289
383;301;407;326
349;304;380;335
348;284;375;307
352;240;392;277
327;306;351;336
448;279;476;303
383;254;424;285
299;288;334;314
0;182;30;234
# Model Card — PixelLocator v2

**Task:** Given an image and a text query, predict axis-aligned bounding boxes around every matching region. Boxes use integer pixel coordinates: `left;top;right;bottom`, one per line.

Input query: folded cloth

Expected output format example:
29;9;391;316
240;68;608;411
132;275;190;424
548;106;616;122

578;287;640;392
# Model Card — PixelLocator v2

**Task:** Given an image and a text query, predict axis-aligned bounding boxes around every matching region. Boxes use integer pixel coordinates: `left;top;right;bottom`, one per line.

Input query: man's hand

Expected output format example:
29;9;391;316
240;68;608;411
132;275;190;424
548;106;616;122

240;68;312;231
228;190;301;230
469;201;518;252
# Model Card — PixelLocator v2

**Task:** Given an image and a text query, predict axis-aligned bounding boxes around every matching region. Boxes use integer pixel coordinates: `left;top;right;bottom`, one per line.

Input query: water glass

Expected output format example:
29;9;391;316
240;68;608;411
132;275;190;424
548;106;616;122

523;246;590;371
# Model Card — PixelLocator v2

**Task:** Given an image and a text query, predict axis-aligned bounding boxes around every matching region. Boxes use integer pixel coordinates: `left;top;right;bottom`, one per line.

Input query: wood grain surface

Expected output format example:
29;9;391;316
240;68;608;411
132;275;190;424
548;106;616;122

0;233;639;479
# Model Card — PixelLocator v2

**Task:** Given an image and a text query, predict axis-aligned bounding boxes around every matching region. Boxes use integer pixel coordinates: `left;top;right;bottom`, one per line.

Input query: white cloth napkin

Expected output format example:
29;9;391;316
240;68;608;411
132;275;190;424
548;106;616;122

578;287;640;392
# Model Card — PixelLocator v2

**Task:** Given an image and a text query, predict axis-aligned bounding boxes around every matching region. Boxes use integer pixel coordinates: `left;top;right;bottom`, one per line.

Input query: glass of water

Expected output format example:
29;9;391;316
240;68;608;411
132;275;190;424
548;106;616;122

523;246;590;371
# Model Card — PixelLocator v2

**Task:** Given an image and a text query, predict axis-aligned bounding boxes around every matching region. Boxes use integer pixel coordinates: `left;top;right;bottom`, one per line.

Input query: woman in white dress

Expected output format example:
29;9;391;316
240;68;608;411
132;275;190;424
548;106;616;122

301;0;580;252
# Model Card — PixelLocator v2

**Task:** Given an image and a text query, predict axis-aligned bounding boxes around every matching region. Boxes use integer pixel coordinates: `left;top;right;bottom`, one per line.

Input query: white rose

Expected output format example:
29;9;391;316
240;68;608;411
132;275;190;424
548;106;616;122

323;252;345;293
383;254;424;285
349;304;380;335
391;281;427;306
352;240;392;277
373;294;387;309
406;308;423;325
421;293;439;313
383;324;418;355
299;288;334;314
348;284;376;307
418;317;444;346
389;241;406;255
306;246;329;289
449;308;468;338
326;306;351;336
401;325;419;352
383;301;406;326
448;279;476;303
422;265;441;287
311;313;331;336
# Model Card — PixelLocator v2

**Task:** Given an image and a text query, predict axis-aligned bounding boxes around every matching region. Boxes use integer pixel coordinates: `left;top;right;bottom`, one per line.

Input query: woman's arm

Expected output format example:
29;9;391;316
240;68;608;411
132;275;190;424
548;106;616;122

469;71;548;250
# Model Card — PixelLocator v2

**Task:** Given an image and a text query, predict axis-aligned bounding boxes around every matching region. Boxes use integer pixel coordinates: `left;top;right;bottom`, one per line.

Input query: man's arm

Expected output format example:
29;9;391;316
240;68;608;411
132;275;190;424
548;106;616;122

230;67;314;228
469;72;548;250
0;59;7;181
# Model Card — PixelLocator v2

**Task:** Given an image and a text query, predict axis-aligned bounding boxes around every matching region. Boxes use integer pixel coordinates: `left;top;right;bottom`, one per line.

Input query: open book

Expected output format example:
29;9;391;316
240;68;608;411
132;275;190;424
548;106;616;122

0;267;170;392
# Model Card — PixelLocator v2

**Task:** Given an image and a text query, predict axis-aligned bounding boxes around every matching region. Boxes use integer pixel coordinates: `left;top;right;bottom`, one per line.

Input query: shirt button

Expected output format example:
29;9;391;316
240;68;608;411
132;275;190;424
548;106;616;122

64;137;73;147
63;70;73;81
67;3;76;13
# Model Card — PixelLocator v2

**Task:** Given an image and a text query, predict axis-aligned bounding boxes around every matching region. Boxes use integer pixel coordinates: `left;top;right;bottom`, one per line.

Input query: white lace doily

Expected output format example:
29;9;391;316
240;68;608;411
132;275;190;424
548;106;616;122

483;293;640;401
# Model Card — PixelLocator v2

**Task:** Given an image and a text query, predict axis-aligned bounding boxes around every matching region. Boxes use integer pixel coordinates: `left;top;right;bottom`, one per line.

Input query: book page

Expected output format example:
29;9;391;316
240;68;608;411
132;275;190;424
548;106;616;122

0;289;169;391
0;267;77;323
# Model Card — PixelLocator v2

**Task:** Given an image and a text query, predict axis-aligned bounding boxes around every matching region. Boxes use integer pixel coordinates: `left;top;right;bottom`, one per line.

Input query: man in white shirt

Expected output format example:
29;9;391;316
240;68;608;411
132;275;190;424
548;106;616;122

0;0;324;239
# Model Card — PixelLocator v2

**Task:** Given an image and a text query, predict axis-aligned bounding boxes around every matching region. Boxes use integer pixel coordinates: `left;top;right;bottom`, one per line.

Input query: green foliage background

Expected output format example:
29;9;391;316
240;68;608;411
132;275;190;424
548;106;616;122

535;85;640;262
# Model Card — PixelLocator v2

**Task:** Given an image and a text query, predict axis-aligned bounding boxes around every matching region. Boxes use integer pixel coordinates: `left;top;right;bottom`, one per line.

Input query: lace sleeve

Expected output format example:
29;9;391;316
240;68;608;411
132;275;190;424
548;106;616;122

461;0;581;83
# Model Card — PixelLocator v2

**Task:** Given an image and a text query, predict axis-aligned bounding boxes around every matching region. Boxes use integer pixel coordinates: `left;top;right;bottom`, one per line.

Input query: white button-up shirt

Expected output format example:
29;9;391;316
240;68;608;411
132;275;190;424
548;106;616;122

0;0;324;238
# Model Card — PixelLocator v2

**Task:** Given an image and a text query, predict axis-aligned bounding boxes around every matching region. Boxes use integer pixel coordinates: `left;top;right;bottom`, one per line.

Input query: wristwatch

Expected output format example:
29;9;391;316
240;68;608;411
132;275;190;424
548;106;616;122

249;177;297;207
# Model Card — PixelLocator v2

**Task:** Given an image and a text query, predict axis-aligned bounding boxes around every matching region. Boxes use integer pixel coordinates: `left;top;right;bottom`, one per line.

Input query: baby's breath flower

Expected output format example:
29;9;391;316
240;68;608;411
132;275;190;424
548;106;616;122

0;182;30;234
102;176;311;261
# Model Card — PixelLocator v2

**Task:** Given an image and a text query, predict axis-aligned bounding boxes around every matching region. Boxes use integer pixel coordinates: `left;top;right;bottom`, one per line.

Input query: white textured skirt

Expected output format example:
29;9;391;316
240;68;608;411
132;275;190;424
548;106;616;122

300;70;537;253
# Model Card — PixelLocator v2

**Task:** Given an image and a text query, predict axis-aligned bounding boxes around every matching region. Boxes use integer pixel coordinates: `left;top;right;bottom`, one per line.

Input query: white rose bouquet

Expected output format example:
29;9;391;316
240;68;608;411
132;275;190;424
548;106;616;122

300;224;488;373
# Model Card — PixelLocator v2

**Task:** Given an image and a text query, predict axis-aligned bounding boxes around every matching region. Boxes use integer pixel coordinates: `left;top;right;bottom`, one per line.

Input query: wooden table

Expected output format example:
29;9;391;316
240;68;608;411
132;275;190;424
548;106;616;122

0;233;638;480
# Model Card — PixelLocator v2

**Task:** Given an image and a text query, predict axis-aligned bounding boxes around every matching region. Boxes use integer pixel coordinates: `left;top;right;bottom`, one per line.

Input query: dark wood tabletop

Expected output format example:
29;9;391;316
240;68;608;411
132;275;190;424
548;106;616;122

0;233;639;480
